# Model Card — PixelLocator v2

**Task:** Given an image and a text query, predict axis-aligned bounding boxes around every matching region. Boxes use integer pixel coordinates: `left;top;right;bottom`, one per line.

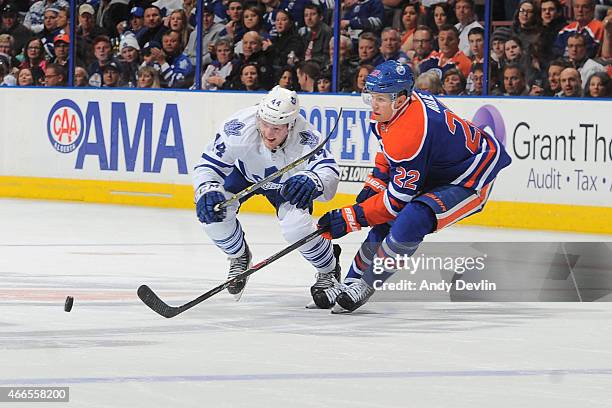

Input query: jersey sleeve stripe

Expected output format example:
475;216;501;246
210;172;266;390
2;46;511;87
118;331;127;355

450;138;487;185
201;153;234;168
193;163;227;179
475;134;501;190
464;135;497;189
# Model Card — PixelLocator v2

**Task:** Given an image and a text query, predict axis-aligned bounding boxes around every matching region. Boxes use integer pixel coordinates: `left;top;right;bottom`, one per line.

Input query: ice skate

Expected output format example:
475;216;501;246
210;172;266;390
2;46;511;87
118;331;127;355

331;279;375;314
308;244;342;309
227;243;252;301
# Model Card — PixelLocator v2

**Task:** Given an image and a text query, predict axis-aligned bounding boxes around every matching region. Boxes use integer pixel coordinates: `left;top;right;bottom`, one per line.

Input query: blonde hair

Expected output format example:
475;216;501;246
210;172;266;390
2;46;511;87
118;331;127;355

137;66;161;88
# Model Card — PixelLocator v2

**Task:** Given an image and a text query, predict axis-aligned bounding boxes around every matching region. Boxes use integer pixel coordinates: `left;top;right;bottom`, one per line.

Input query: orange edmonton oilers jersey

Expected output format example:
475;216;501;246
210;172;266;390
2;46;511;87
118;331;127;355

360;90;511;226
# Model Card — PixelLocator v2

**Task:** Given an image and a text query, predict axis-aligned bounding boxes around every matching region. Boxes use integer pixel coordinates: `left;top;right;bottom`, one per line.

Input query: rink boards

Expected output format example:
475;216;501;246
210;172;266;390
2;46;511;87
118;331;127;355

0;88;610;234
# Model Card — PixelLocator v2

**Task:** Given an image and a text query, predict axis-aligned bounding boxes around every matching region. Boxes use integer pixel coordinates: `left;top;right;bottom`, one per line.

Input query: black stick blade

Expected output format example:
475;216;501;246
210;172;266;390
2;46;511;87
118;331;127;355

137;285;181;318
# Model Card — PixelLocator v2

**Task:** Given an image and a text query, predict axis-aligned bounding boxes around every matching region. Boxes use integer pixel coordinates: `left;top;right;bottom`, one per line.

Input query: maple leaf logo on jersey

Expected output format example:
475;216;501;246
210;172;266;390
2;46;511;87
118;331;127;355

224;119;245;136
299;130;318;148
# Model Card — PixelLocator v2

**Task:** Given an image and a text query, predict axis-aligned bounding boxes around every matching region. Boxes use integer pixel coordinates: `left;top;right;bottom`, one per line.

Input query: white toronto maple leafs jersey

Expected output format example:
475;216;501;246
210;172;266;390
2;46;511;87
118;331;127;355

193;105;340;201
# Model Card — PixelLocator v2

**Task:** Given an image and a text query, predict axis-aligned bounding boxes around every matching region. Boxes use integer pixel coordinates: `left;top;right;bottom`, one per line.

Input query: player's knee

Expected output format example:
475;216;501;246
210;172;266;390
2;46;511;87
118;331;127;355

391;202;436;243
278;210;315;244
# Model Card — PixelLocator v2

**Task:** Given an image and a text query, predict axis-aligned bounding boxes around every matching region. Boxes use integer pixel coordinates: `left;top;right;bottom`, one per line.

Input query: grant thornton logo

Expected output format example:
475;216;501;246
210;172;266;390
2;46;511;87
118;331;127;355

472;104;506;146
47;99;84;153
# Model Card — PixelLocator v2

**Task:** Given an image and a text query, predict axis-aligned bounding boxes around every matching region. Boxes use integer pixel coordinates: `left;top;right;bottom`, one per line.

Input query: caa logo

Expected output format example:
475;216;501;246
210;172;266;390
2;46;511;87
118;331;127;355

47;99;84;153
472;104;506;146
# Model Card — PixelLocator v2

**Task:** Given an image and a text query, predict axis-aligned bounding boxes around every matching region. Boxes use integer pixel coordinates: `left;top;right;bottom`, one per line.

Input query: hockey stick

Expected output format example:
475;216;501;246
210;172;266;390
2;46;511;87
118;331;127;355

214;108;343;212
138;229;325;318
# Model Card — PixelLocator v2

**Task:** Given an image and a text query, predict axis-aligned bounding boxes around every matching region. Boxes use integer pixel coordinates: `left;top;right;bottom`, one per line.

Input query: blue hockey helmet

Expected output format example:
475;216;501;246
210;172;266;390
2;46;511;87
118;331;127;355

365;60;414;95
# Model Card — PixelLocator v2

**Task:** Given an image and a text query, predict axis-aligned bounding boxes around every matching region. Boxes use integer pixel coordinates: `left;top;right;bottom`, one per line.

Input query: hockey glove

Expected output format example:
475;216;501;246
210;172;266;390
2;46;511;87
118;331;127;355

280;171;324;210
318;205;368;239
356;175;387;203
195;182;227;224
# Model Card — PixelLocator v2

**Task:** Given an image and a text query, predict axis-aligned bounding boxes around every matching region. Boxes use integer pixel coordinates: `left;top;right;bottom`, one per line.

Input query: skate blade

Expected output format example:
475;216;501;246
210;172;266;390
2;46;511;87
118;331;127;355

331;303;352;314
231;276;249;302
305;301;318;309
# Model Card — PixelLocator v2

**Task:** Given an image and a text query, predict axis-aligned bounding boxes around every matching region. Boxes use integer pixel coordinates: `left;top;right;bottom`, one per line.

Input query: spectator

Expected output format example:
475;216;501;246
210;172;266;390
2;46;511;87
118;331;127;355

501;63;528;96
558;67;583;97
0;34;19;68
503;35;542;85
225;0;245;43
119;33;141;86
467;62;483;95
540;0;567;59
566;32;607;85
0;54;16;85
409;25;434;71
352;63;374;93
139;6;168;48
426;2;457;38
277;65;298;90
88;35;117;87
442;67;466;95
24;0;68;34
19;37;47;77
242;4;268;39
168;9;193;51
357;32;381;65
373;27;409;65
511;0;542;55
57;7;69;33
490;26;511;65
74;65;89;86
341;0;385;46
100;0;131;37
44;62;65;86
17;67;38;86
395;1;420;53
299;3;331;67
316;68;331;92
0;3;32;54
554;0;605;58
201;38;237;90
101;61;122;87
414;69;443;94
602;10;611;59
226;31;274;90
296;60;320;92
51;32;68;66
467;26;484;63
237;62;264;91
76;4;108;67
264;9;305;70
545;58;570;95
528;77;546;96
155;30;194;88
584;71;611;97
185;2;225;66
325;34;357;91
454;0;482;57
419;24;471;78
137;65;161;88
38;6;62;60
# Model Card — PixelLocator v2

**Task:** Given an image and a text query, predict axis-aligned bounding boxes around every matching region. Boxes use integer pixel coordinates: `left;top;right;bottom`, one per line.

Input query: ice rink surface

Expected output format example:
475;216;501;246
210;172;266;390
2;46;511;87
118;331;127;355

1;198;611;408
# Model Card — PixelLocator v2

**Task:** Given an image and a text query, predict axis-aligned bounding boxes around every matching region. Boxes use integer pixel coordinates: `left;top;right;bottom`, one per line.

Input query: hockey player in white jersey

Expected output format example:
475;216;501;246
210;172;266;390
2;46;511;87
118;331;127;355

192;86;341;307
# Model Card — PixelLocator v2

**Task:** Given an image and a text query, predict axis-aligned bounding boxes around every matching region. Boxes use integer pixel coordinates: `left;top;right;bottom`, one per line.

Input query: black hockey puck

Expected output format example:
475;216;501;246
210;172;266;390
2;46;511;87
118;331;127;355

64;296;74;312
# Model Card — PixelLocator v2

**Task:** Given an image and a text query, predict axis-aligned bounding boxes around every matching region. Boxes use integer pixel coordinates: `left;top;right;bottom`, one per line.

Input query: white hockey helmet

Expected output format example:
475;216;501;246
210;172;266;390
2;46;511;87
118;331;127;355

257;85;300;126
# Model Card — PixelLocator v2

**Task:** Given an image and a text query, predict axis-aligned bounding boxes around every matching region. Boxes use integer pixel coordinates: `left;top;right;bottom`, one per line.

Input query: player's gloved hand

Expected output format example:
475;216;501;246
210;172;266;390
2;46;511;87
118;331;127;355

356;174;387;203
280;171;324;210
318;205;368;239
195;182;227;224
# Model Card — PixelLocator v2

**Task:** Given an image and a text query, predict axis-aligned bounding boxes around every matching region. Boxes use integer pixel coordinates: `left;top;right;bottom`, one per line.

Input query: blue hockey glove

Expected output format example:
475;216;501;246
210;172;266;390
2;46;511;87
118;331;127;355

356;175;387;203
195;182;227;224
280;171;324;210
318;205;368;239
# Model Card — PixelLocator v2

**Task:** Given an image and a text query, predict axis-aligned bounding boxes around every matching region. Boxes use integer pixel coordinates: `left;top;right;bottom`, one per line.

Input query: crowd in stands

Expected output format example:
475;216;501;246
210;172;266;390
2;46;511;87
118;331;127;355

489;0;611;97
0;0;610;97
